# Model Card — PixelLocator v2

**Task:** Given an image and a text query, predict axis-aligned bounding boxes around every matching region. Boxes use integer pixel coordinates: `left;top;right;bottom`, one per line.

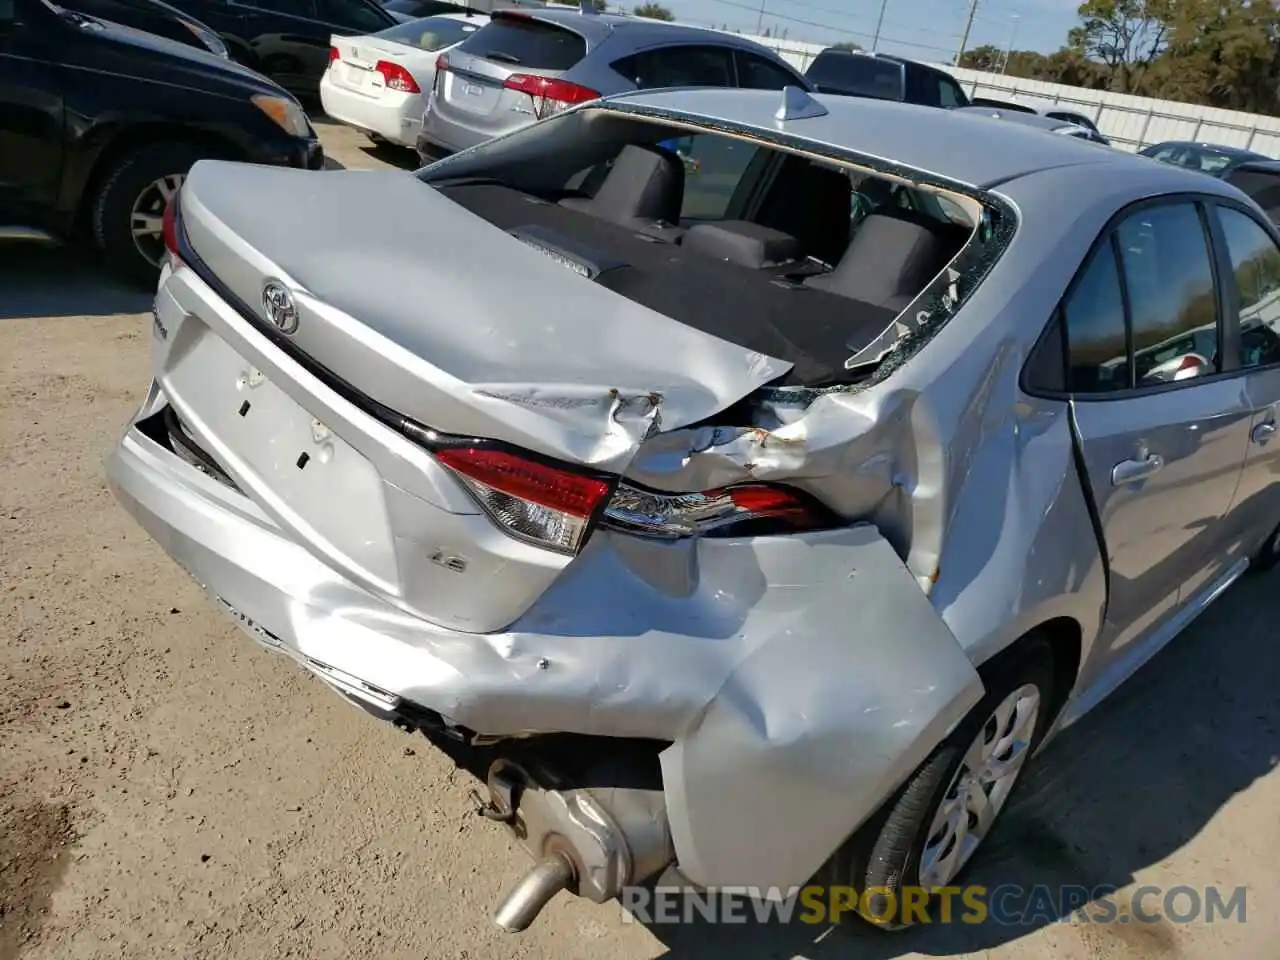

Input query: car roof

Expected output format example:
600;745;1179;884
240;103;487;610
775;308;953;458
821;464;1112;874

1145;140;1262;157
502;7;772;48
607;88;1151;189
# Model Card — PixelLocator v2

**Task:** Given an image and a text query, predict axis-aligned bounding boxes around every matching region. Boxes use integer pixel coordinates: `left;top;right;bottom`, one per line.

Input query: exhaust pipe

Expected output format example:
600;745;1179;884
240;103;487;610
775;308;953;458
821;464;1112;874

475;755;674;932
493;854;575;932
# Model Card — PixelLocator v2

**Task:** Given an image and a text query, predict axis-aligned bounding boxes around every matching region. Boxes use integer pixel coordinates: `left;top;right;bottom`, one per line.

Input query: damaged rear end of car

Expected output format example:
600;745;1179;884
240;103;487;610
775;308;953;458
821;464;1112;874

107;90;1022;929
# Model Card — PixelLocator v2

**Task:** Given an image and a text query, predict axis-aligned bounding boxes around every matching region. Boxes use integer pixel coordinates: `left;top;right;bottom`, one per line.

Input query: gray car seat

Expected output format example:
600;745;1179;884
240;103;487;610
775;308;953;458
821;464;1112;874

803;212;956;312
560;144;685;235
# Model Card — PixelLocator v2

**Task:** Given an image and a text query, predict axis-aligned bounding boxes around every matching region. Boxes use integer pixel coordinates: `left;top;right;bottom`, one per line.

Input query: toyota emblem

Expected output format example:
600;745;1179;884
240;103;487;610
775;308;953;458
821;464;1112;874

261;280;298;334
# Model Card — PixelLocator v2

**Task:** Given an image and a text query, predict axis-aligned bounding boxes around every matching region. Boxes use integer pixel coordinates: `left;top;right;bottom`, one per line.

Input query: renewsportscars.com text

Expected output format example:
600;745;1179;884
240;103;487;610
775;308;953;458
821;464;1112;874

620;884;1248;926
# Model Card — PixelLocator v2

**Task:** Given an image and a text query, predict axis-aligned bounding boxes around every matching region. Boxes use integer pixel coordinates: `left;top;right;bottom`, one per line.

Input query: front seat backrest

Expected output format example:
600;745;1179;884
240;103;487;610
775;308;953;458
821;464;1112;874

560;144;685;228
803;213;951;312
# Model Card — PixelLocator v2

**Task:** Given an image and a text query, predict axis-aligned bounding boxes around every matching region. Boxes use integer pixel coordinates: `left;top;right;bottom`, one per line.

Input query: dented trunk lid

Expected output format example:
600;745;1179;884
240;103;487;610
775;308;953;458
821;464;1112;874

177;160;791;472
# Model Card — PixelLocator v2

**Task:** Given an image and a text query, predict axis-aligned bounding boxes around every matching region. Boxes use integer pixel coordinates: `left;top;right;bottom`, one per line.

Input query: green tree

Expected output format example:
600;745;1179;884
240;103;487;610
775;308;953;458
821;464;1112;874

633;2;673;20
1068;0;1171;93
830;41;863;52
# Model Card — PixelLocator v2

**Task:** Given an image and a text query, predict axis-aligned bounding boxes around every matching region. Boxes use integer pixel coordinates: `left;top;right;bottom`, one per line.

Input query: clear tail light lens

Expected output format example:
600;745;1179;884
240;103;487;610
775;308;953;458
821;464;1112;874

433;446;612;554
375;60;421;93
601;481;831;539
502;74;599;119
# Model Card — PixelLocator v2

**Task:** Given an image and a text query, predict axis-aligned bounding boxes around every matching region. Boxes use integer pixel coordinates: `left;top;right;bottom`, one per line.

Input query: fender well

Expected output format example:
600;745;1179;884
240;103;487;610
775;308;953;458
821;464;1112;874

68;124;246;232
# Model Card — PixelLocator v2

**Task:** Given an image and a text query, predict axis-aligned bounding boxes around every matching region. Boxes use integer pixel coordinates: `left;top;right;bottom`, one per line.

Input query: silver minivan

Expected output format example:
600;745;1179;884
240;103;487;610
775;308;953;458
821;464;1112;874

417;7;810;159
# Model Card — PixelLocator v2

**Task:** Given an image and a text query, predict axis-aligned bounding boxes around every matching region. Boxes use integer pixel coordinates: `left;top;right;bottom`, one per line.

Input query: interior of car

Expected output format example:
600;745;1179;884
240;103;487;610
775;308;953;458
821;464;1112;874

425;118;986;386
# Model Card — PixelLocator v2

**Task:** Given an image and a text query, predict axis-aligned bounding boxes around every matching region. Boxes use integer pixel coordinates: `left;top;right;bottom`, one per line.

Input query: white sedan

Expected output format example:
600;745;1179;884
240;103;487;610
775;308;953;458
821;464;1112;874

320;13;487;149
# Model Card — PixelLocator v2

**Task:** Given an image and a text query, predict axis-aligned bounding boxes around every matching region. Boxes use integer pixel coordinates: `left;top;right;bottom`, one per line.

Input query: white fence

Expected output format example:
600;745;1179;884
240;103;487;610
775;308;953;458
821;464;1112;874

728;32;1280;156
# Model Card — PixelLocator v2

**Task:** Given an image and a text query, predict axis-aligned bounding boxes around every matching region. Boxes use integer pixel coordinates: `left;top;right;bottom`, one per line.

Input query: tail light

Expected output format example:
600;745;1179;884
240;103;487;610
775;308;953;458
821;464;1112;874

162;190;182;266
375;60;420;93
329;45;339;64
502;74;598;119
433;445;612;554
435;53;449;72
601;481;832;539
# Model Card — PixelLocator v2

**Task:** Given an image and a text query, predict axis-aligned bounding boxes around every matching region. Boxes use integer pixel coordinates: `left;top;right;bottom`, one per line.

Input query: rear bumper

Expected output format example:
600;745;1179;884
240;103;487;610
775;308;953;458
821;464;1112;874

319;75;423;148
107;407;983;892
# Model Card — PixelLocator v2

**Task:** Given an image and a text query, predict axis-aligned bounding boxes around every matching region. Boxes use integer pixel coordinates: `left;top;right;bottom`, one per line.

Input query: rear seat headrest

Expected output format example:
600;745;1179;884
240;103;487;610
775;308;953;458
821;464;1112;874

803;213;955;310
560;144;685;228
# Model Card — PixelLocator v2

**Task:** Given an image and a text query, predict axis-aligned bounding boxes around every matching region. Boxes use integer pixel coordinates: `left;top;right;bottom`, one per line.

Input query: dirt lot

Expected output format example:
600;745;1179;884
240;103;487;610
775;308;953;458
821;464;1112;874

2;120;1278;960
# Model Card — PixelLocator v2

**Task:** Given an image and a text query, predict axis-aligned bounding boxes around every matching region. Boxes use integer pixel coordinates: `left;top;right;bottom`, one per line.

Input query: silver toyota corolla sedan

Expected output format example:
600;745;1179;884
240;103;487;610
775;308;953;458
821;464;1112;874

106;86;1280;932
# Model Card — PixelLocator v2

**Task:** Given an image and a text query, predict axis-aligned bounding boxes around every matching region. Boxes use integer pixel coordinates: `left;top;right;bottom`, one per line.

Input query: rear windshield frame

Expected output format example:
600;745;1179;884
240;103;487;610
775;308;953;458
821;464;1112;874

455;13;587;70
417;99;1016;396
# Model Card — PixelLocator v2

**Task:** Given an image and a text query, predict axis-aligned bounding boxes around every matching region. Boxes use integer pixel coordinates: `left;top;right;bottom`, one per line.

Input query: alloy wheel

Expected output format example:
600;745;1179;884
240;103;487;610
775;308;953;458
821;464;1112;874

129;173;185;268
917;683;1041;890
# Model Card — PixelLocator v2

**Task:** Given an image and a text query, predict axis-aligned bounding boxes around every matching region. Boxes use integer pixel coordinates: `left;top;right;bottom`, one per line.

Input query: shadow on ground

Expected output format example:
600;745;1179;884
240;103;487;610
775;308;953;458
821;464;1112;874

642;571;1280;959
311;113;420;171
0;243;152;320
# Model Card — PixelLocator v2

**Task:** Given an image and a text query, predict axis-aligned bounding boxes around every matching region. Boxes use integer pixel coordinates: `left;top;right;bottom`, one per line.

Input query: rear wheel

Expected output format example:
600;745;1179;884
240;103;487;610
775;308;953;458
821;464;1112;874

825;639;1056;930
1252;522;1280;572
91;142;210;287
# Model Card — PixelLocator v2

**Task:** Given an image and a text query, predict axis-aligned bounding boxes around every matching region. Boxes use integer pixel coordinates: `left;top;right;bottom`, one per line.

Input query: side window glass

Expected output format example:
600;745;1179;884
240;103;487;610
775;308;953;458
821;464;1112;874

622;45;734;89
937;77;965;107
1217;206;1280;368
1064;242;1130;393
668;134;760;220
1117;203;1219;385
734;51;798;90
315;0;385;29
239;0;313;15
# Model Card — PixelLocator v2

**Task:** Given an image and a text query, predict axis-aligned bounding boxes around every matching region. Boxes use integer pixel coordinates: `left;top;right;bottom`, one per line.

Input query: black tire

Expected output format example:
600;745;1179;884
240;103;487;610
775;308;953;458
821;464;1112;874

91;141;212;288
824;638;1057;931
1252;522;1280;573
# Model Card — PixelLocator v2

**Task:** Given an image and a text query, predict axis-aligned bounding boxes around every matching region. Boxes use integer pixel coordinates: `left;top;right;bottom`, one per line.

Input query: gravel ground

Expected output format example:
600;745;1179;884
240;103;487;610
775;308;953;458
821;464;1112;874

1;119;1277;960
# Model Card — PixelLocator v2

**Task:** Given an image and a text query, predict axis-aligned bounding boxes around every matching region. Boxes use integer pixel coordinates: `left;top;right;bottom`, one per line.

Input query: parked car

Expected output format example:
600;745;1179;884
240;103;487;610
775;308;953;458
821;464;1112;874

803;47;968;108
1141;141;1280;226
381;0;541;19
105;84;1280;932
957;104;1112;145
321;12;487;148
0;0;323;284
970;95;1104;138
56;0;228;56
150;0;397;95
417;8;810;160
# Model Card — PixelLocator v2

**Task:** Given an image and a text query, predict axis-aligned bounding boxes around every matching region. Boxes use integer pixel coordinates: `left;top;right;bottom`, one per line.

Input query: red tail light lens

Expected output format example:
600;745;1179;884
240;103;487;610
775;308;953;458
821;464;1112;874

329;45;340;63
502;74;599;119
162;191;181;263
434;446;611;554
601;481;831;539
375;60;421;93
435;53;449;72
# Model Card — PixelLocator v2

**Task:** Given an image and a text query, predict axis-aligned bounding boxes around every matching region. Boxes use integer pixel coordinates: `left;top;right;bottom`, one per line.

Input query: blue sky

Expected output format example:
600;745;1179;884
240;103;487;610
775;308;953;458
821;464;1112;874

659;0;1084;63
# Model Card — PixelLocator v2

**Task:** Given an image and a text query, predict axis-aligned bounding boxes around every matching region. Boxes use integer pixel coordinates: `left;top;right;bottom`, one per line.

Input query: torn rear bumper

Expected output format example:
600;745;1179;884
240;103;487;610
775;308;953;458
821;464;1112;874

106;410;984;904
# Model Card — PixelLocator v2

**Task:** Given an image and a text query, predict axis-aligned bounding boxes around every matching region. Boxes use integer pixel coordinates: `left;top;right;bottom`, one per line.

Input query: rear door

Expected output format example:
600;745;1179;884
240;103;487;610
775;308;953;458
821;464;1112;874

1063;198;1253;656
611;43;734;89
0;0;64;223
732;47;803;89
431;14;587;140
1209;201;1280;550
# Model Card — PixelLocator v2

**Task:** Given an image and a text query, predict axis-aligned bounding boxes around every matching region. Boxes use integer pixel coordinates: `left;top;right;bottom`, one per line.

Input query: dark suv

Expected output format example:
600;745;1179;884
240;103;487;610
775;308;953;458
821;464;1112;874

0;0;323;284
803;48;968;109
157;0;396;94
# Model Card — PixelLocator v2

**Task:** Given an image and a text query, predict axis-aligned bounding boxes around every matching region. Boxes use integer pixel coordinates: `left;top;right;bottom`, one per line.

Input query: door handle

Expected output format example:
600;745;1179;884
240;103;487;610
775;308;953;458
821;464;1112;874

1112;452;1164;486
1252;421;1277;444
